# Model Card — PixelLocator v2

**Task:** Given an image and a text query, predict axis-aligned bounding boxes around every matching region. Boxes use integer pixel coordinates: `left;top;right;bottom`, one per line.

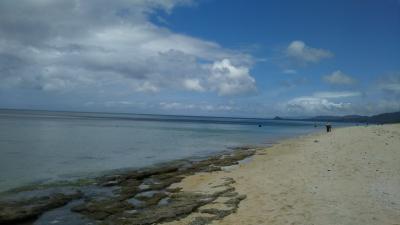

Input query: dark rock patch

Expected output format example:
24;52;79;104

0;191;82;225
0;147;256;225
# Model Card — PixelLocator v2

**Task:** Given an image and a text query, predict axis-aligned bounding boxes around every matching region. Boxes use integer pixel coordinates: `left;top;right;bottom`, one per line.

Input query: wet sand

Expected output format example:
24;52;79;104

161;124;400;225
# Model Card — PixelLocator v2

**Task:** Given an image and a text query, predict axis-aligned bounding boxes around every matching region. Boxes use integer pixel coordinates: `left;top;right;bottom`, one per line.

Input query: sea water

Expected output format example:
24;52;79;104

0;109;338;192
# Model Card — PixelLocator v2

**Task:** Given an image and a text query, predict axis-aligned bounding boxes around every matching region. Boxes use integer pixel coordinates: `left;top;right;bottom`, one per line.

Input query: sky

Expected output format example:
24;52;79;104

0;0;399;117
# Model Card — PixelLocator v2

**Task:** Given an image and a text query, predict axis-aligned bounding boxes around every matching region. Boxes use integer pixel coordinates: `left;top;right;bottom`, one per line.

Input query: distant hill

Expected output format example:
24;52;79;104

274;111;400;124
368;111;400;124
307;115;369;123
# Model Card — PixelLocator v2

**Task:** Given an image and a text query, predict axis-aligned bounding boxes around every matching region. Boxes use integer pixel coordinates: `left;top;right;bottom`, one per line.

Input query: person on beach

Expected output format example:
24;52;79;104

326;123;332;132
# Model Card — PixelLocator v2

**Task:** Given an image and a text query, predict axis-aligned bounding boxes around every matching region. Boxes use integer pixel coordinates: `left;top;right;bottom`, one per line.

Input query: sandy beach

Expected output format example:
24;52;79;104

162;124;400;225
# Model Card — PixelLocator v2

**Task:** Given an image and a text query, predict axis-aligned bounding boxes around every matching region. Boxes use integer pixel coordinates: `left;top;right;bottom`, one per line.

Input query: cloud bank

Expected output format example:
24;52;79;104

286;40;333;65
282;91;361;115
379;73;400;95
323;70;356;85
0;0;256;96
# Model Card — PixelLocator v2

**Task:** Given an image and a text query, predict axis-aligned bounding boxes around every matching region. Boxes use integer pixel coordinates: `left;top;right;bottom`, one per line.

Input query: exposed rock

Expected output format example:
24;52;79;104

0;148;255;225
71;198;134;220
118;179;141;200
103;192;212;225
0;191;82;224
135;191;168;207
188;216;216;225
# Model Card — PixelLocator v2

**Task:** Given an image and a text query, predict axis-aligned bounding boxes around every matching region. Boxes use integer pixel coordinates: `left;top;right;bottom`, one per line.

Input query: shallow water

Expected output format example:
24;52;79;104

33;199;95;225
0;109;342;192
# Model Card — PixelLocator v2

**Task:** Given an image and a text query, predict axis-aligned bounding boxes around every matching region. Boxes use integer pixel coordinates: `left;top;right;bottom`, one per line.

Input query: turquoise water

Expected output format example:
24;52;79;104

0;109;337;192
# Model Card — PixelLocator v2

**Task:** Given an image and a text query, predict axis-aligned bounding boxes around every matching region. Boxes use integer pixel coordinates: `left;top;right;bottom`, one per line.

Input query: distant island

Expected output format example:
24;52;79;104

274;111;400;124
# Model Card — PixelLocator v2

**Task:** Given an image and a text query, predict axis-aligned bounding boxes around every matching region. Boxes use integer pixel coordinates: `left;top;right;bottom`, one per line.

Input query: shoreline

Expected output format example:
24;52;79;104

2;124;398;224
0;146;258;224
0;144;263;195
0;124;323;194
0;121;324;194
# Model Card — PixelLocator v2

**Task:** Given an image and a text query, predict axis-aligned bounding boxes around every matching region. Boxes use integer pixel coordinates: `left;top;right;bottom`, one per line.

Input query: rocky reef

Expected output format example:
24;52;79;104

0;147;256;225
0;192;82;224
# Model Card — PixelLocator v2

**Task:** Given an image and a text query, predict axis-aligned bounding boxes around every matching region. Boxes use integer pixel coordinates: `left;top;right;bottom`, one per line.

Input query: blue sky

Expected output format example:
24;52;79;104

0;0;399;117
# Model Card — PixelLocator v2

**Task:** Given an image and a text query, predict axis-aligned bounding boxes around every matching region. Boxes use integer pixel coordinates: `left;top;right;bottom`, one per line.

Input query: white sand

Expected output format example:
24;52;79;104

162;124;400;225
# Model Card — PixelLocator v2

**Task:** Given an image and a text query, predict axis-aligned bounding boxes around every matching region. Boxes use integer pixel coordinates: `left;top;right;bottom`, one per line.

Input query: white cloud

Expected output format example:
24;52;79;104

160;102;191;110
282;69;297;74
135;81;159;93
313;91;361;98
352;100;400;115
0;0;256;96
281;91;361;115
208;59;257;96
381;83;400;93
104;101;134;107
286;40;333;64
159;102;236;112
379;73;400;94
284;97;350;114
183;79;205;92
323;70;356;85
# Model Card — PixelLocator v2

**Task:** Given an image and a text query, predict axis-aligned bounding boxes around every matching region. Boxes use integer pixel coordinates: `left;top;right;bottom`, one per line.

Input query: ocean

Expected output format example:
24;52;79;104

0;109;335;192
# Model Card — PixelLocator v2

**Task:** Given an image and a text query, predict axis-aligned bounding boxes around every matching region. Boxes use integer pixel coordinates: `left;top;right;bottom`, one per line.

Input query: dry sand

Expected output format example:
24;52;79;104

162;124;400;225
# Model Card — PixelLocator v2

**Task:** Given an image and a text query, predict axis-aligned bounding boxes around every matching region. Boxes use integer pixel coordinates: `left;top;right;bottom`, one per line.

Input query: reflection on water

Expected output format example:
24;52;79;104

0;109;340;191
